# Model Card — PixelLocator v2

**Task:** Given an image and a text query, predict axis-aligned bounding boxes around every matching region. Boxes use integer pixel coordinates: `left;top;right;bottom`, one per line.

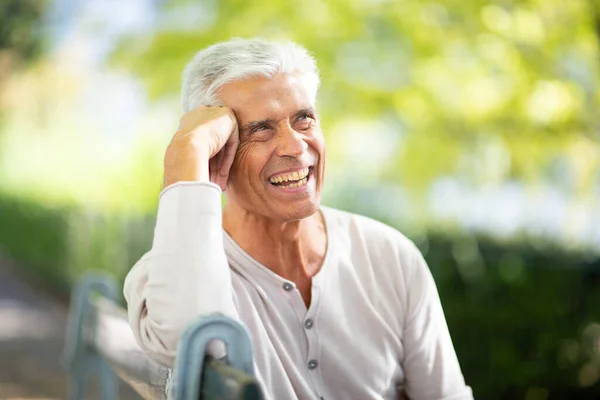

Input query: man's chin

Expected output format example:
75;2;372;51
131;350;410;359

272;200;320;222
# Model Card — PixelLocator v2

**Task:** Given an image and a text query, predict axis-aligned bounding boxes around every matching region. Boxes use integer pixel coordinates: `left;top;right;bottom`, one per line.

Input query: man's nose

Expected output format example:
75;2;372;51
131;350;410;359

275;125;308;158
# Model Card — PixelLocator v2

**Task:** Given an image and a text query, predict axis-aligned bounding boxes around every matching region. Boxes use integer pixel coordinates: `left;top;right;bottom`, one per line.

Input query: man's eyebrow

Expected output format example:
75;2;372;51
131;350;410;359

242;108;316;132
295;107;316;117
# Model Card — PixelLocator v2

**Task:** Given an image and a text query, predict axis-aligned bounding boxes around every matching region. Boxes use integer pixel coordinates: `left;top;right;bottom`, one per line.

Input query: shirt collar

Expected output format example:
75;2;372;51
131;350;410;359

222;207;336;289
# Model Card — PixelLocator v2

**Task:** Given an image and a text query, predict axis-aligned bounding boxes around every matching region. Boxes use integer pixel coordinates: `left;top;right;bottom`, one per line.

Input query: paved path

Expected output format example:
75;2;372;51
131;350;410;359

0;256;140;399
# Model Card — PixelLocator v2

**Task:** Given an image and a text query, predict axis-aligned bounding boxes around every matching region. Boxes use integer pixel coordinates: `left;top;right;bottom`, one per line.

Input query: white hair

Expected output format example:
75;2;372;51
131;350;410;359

181;38;320;112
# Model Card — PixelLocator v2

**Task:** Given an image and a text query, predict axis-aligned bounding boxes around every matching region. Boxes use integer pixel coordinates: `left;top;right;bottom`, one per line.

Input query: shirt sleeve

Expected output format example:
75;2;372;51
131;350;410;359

123;181;238;367
401;243;474;400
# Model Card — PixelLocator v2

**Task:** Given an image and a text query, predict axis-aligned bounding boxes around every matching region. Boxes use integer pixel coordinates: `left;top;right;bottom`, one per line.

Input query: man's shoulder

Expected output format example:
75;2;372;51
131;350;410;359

321;206;417;255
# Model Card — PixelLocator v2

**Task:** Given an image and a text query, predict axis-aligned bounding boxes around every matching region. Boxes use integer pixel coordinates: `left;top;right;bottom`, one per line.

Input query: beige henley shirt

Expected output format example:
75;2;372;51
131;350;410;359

124;181;473;400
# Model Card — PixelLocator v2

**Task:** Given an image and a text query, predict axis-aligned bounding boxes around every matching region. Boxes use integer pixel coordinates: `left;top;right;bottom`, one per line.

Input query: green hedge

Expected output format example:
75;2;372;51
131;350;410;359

0;193;72;292
419;233;600;399
0;192;154;298
0;192;598;399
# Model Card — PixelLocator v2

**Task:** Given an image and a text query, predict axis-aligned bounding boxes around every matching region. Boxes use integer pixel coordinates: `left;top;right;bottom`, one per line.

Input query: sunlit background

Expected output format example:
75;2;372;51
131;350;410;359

0;0;599;399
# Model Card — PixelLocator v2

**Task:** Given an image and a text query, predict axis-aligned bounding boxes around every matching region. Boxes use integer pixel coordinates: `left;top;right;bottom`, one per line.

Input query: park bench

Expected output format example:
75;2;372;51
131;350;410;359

62;273;263;400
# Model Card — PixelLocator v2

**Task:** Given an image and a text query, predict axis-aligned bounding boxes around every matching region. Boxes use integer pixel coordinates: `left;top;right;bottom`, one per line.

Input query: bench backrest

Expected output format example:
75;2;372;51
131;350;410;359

63;273;263;400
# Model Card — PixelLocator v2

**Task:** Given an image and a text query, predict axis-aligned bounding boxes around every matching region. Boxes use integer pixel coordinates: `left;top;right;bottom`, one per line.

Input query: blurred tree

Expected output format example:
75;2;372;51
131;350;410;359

0;0;46;62
0;0;47;113
112;0;600;197
592;0;600;43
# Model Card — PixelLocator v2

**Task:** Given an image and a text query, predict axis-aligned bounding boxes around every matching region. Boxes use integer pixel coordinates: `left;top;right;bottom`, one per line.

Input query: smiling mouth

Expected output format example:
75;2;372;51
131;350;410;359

268;167;311;188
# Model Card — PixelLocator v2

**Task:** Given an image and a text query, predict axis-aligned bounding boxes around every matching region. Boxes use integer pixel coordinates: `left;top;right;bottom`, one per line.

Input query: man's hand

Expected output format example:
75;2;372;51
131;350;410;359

163;106;239;191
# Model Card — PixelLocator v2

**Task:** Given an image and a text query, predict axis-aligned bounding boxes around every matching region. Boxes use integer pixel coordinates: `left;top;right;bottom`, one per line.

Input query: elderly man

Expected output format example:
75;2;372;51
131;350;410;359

124;38;473;400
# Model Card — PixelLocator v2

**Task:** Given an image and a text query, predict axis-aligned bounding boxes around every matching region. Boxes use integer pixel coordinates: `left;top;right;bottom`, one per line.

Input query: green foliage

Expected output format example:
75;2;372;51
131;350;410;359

421;233;600;398
0;0;47;142
112;0;600;194
0;0;47;63
0;190;154;297
0;191;70;291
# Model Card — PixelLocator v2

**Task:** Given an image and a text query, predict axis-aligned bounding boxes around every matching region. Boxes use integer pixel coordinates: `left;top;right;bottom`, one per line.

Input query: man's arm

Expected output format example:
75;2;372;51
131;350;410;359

123;181;237;367
401;244;474;400
124;106;240;367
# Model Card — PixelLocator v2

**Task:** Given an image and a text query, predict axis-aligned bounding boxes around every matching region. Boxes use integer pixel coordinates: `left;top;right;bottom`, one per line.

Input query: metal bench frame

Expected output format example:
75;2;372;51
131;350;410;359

62;273;263;400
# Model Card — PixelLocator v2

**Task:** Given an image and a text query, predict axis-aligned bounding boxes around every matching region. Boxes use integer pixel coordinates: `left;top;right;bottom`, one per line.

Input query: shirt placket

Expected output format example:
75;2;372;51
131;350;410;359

281;279;327;400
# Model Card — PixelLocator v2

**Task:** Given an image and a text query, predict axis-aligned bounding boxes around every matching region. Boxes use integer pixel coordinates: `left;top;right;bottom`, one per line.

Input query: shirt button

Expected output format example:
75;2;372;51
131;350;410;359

308;359;318;370
282;282;293;291
304;319;314;329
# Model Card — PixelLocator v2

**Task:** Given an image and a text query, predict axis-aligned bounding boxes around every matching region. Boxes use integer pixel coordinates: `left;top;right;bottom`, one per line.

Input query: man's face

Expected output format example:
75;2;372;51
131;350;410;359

218;73;325;221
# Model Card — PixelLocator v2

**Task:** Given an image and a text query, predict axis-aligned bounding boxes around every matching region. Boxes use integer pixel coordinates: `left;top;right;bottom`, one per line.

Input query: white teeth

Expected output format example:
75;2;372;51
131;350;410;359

285;177;307;189
269;167;309;184
274;177;308;189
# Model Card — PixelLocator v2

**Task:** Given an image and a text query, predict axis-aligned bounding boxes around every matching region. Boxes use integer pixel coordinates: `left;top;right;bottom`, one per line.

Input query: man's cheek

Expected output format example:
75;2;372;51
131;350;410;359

230;141;257;184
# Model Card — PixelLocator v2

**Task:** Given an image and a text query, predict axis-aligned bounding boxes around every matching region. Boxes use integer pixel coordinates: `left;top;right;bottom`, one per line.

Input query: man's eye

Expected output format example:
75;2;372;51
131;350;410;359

252;125;269;133
295;114;314;129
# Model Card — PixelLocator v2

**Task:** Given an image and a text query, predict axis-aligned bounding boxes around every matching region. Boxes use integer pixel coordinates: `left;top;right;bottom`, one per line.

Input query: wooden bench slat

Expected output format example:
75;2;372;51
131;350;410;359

91;297;171;399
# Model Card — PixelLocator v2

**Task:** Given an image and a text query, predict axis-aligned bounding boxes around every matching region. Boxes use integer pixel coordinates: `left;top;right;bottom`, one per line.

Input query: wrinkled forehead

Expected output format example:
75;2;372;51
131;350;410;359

217;73;317;122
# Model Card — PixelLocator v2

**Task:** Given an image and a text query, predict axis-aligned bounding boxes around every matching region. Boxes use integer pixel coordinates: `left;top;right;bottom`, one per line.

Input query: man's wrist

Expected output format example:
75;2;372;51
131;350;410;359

162;160;210;189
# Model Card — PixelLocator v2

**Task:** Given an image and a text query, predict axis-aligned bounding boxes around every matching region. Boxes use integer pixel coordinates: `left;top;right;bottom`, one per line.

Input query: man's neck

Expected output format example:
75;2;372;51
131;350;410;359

222;203;327;284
